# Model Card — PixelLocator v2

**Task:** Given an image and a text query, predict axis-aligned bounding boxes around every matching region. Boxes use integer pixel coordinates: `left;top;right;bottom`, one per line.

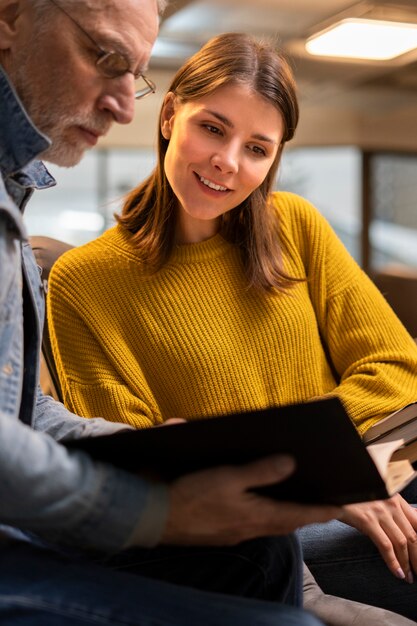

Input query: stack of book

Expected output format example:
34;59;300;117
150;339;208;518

363;402;417;463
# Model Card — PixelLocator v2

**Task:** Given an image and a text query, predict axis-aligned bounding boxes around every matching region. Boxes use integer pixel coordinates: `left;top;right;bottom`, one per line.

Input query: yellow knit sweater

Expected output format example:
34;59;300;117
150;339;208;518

48;192;417;434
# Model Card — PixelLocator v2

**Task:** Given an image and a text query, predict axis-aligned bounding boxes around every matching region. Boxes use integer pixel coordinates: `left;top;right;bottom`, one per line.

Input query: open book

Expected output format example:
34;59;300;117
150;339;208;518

363;401;417;463
66;397;417;506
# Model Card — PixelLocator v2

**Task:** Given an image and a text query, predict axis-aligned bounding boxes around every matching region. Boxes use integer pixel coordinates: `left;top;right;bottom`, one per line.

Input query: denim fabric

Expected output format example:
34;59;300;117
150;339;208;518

0;539;324;626
103;535;304;604
299;479;417;622
0;63;169;551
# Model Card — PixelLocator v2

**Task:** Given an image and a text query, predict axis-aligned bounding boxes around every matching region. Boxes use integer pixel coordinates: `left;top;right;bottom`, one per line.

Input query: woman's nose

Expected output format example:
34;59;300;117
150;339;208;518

210;145;239;174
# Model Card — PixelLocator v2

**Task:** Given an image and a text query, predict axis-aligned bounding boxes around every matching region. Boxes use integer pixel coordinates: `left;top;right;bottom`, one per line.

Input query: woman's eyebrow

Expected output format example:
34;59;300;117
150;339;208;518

204;109;278;145
204;109;233;128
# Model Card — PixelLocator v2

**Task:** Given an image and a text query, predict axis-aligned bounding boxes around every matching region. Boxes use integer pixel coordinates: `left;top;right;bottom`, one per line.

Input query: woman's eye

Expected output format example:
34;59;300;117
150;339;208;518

203;124;222;135
249;145;267;157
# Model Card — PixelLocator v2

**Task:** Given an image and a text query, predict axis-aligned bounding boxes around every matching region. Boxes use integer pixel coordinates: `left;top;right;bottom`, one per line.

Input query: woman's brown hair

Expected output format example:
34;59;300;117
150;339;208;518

117;32;299;290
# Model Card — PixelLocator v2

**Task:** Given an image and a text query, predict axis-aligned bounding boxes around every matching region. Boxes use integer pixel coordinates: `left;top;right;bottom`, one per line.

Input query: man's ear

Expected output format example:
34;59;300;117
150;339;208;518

0;0;21;49
160;92;176;140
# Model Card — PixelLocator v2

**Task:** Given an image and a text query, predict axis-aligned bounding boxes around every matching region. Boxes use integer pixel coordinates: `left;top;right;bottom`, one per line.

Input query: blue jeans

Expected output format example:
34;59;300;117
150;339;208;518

103;535;303;604
0;535;324;626
299;478;417;622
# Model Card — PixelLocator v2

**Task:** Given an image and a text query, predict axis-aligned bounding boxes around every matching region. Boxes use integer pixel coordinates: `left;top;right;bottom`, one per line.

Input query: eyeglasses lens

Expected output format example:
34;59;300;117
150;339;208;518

96;52;155;99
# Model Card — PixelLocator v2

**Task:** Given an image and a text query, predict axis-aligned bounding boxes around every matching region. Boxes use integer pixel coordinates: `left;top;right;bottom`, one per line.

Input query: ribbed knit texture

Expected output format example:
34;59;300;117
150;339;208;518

48;192;417;434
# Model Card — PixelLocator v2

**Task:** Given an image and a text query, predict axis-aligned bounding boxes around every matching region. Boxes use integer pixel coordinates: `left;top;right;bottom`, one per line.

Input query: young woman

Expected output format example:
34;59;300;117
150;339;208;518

48;33;417;618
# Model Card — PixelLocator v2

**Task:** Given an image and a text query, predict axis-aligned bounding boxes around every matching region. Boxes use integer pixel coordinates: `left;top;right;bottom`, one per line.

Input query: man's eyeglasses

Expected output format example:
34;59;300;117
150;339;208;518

47;0;156;100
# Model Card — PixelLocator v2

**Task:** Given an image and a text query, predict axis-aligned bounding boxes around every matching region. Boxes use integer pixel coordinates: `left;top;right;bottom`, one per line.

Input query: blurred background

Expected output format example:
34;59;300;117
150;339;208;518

27;0;417;286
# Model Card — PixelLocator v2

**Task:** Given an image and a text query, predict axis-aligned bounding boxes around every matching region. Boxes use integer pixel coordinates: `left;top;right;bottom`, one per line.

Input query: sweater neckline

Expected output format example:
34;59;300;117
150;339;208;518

110;226;233;266
169;233;231;265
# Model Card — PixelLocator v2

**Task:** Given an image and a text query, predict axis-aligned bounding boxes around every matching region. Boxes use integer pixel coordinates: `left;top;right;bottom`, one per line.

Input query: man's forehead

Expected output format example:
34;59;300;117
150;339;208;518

74;0;157;20
88;0;114;9
73;0;116;14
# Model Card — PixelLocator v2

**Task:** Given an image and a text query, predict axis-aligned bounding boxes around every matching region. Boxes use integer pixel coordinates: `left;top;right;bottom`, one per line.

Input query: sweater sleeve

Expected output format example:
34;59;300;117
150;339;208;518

279;193;417;435
47;251;161;429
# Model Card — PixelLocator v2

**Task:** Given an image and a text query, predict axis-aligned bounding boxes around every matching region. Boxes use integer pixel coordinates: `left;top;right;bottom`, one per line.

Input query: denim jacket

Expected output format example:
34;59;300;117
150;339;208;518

0;65;167;551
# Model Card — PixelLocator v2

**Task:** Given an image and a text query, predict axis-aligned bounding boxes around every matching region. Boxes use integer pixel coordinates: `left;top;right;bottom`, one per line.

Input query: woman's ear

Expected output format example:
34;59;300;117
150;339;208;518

160;92;176;140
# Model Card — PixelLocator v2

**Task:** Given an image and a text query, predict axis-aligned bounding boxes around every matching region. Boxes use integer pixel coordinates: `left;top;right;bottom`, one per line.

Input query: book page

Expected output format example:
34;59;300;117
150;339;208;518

367;439;416;495
392;439;417;464
386;461;416;495
367;440;404;479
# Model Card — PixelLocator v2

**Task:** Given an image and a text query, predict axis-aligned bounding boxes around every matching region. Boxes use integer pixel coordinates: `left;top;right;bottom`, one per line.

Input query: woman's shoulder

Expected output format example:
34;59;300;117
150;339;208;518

53;226;131;269
270;191;320;221
269;191;328;239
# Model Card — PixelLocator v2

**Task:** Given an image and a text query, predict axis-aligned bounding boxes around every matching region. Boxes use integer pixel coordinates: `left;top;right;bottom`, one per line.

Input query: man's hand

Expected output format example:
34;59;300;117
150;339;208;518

162;455;341;545
340;494;417;583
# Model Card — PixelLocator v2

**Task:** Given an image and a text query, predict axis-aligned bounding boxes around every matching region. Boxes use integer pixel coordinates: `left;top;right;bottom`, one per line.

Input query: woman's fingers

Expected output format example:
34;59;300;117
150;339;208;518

340;496;417;582
394;499;417;579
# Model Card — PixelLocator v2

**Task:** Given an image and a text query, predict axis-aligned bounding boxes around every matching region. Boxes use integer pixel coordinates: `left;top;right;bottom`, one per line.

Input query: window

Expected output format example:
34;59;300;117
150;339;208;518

369;153;417;270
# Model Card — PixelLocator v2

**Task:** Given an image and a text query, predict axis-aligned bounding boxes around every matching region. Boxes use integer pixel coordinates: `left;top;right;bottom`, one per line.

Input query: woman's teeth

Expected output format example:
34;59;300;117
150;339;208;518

199;176;228;192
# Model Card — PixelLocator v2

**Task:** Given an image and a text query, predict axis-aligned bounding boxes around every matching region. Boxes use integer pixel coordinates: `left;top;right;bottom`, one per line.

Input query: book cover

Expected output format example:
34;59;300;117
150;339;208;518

363;402;417;444
66;397;416;506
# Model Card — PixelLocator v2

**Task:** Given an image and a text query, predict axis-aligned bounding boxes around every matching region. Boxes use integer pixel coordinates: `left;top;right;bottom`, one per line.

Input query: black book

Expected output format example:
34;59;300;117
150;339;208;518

65;397;416;505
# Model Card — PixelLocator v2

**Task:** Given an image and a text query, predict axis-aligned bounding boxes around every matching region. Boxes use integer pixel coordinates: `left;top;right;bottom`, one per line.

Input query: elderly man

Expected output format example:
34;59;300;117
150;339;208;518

0;0;341;623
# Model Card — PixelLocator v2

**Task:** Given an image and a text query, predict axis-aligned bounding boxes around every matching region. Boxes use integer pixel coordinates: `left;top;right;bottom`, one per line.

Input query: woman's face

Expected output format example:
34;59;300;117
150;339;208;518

161;83;284;244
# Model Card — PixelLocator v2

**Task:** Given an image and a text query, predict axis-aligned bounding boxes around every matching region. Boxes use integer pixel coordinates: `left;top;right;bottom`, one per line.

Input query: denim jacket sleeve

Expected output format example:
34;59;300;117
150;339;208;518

0;210;168;552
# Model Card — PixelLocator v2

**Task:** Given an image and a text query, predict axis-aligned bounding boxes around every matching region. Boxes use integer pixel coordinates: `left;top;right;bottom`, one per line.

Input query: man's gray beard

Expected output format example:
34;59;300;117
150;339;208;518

28;101;89;168
38;131;86;168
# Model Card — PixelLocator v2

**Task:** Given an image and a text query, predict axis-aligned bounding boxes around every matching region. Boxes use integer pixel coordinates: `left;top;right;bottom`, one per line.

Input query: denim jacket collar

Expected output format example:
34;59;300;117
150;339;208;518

0;64;55;190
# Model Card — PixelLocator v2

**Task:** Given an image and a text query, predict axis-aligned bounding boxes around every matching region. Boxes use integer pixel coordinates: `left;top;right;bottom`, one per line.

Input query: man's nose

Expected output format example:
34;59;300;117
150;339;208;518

97;74;136;125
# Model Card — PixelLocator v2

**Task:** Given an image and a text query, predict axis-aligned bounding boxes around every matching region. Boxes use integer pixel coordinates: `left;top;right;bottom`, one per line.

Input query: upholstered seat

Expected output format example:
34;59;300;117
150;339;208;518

372;264;417;340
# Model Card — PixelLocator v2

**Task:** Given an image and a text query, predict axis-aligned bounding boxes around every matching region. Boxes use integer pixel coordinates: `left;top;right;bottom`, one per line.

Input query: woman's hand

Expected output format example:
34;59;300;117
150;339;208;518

340;494;417;582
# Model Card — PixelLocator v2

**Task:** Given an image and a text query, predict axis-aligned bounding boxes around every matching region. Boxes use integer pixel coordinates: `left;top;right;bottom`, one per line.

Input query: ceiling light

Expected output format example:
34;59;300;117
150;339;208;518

306;18;417;61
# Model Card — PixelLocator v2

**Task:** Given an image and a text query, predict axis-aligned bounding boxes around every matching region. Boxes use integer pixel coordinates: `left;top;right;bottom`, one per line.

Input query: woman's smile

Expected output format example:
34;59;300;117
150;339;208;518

194;172;231;194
